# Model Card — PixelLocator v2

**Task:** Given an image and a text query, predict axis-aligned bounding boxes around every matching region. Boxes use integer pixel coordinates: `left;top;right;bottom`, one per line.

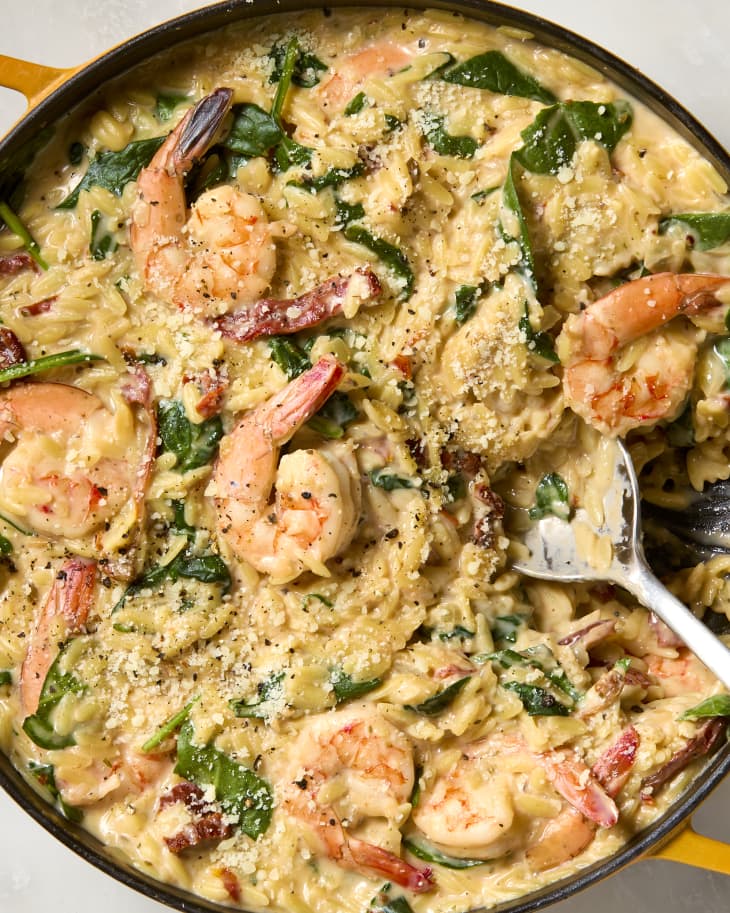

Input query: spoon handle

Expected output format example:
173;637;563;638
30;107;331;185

620;559;730;691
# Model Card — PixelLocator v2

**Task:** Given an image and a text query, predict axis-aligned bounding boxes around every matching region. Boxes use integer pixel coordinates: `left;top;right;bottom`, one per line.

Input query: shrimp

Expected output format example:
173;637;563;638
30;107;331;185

319;42;413;111
0;383;132;540
279;705;432;892
412;732;618;866
558;272;730;436
213;355;361;582
646;648;718;698
130;87;293;317
20;556;96;715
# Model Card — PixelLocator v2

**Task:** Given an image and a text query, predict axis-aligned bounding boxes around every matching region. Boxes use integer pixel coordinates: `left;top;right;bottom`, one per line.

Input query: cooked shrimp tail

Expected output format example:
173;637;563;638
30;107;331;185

214;354;362;582
348;838;433;892
170;88;234;171
20;557;96;715
559;272;730;435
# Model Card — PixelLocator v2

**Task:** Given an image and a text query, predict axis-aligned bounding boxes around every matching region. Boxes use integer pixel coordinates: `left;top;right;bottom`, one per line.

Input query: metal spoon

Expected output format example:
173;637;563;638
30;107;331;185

512;438;730;690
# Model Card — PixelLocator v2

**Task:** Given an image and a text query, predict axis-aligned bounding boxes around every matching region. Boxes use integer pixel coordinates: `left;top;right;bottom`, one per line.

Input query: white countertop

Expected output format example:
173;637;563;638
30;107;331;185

1;2;729;911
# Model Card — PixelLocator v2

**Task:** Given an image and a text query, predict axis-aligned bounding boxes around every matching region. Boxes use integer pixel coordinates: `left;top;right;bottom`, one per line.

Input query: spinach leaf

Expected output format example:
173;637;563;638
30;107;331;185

667;402;694;447
269;38;314;172
529;472;570;520
175;720;274;838
230;672;285;719
514;100;632;175
0;669;11;686
501;681;571;716
272;137;313;172
28;761;82;822
403;837;486;869
302;593;332;608
481;646;580;702
441;50;557;105
89;209;117;261
519;302;559;362
335;198;366;227
659;212;730;251
157;400;223;472
454;284;483;325
718;338;730;389
405;676;470;716
310;390;359;437
344;224;414;300
155;93;188;122
141;696;200;752
490;613;527;644
58;136;165;209
269;41;327;88
0;349;103;386
384;114;403;132
330;668;382;703
680;694;730;720
445;473;467;502
421;113;477;159
344;92;368;115
0;201;48;270
471;185;499;202
369;468;418;491
22;645;85;750
0;535;11;556
502;158;536;286
438;625;474;641
268;336;311;379
372;897;415;913
222;103;282;158
68;141;85;166
291;162;364;193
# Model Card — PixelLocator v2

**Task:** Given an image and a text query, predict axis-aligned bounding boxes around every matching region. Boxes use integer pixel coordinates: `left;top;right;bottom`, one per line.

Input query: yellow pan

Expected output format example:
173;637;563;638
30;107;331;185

0;2;729;911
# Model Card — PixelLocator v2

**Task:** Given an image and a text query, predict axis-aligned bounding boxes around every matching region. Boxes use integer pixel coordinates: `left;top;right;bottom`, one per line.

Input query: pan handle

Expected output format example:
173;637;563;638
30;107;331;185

0;54;70;105
652;822;730;874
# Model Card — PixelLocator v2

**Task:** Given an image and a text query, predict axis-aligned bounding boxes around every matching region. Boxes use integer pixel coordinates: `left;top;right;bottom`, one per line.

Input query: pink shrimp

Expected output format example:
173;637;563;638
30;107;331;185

20;557;96;715
558;273;730;435
318;42;413;112
213;355;361;582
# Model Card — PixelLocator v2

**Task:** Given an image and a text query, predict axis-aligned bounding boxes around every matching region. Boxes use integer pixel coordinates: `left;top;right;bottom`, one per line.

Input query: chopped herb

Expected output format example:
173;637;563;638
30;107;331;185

175;720;274;838
405;676;470;716
659;212;730;251
0;534;12;556
514;100;633;175
440;50;557;104
154;93;188;122
157;400;223;472
331;668;382;703
89;209;117;261
502;681;571;716
369;468;418;491
454;284;483;325
230;672;285;719
344;224;414;300
529;472;571;520
22;644;86;749
269;40;327;88
403;837;486;869
680;694;730;720
520;302;559;363
0;669;11;686
0;349;103;385
344;91;368;115
68;141;85;166
481;646;580;702
29;761;82;822
384;114;402;132
58;136;165;209
421;112;477;159
141;696;200;752
0;201;48;270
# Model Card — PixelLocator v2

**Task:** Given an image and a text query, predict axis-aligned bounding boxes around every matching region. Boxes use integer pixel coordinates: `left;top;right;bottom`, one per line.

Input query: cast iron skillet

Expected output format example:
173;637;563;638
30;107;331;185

1;1;729;910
